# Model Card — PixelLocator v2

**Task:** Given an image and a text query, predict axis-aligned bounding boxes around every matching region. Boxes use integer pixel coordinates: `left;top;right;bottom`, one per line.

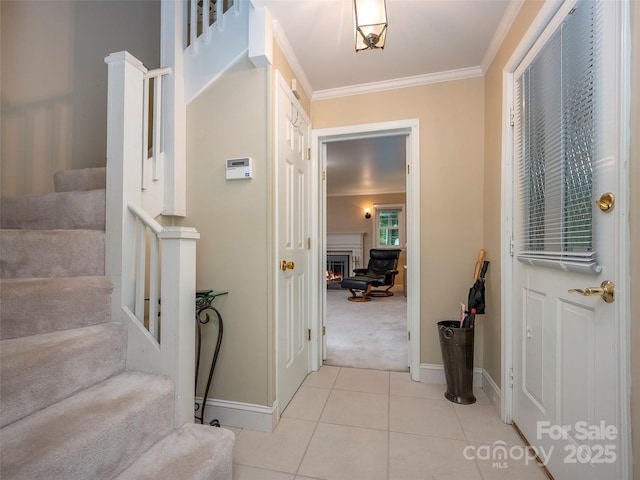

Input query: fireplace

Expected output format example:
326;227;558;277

326;232;365;289
326;254;349;289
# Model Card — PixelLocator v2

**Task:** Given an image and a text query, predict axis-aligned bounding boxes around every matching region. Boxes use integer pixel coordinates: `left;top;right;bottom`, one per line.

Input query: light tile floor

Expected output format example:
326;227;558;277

230;366;548;480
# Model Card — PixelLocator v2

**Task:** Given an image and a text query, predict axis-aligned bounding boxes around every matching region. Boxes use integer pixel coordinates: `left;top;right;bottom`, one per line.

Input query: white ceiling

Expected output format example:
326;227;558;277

254;0;518;196
326;136;406;196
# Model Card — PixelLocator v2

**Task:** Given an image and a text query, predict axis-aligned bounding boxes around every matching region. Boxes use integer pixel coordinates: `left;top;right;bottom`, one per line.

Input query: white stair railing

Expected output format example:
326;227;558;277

102;0;251;428
179;0;249;103
141;66;171;215
186;0;237;49
104;51;199;427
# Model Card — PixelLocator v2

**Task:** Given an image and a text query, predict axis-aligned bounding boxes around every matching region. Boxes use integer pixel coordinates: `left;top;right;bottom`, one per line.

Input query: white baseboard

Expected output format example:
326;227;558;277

419;363;483;387
195;397;278;432
481;368;502;417
195;369;502;433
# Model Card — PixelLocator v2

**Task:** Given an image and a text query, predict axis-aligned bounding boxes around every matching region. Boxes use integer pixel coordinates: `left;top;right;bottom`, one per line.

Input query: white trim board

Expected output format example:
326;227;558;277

312;67;483;101
420;365;502;415
479;0;525;73
482;368;502;418
195;397;278;433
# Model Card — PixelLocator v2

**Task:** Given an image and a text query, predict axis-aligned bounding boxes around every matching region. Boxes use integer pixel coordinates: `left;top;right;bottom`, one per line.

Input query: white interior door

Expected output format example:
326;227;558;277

276;71;311;413
511;2;628;478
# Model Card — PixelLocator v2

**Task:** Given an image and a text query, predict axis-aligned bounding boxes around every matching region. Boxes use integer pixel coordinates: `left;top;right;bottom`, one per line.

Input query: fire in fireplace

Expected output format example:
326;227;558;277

326;254;349;289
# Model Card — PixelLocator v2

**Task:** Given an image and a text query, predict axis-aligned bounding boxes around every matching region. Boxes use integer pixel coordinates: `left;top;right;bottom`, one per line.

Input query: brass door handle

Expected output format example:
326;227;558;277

568;280;614;303
281;260;295;271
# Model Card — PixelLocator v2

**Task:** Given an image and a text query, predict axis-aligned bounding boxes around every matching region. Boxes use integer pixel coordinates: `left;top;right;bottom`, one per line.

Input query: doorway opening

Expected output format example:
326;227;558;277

324;137;407;371
311;119;421;380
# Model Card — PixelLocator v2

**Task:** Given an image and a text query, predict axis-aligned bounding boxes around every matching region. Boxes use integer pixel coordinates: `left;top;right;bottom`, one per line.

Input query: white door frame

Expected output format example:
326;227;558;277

500;1;632;476
311;119;421;380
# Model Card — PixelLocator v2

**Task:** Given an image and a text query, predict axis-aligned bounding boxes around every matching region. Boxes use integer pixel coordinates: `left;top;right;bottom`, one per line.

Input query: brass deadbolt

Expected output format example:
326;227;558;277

596;192;615;212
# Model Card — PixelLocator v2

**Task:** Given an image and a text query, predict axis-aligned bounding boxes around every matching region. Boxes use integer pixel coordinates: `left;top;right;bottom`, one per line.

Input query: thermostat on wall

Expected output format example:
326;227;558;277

226;157;253;180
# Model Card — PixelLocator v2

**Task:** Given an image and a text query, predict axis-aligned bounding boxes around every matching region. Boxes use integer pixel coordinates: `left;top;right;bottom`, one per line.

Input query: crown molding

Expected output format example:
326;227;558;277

327;188;406;198
272;19;313;100
312;66;484;101
480;0;525;73
270;1;521;102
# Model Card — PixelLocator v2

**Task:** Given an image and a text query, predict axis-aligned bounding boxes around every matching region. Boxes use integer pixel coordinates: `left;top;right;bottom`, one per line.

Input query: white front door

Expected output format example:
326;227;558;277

511;2;629;478
275;71;311;413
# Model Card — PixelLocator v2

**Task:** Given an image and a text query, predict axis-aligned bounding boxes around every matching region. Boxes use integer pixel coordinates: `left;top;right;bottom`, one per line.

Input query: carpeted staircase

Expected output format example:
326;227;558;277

0;167;234;479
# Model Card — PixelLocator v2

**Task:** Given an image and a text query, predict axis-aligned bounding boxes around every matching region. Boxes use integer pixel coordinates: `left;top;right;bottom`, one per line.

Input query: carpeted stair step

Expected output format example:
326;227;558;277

0;189;105;230
0;323;127;427
54;166;106;192
0;229;105;278
0;371;175;480
115;423;235;480
0;276;112;340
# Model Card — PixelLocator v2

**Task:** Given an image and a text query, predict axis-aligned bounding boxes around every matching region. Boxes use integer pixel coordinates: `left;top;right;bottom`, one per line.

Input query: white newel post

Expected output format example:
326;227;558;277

161;0;187;216
104;51;146;327
158;227;200;426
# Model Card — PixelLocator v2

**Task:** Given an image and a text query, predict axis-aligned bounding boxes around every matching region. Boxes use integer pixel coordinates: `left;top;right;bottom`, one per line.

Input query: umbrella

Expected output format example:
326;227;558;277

467;260;489;315
461;250;489;328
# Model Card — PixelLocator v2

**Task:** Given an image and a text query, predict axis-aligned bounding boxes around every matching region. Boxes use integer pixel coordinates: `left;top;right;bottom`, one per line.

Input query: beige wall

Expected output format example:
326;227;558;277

183;39;309;408
0;0;160;196
183;56;272;406
312;78;486;367
327;193;407;274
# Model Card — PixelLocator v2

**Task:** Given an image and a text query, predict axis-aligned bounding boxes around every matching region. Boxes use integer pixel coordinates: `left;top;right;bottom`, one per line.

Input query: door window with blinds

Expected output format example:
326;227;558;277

514;1;602;273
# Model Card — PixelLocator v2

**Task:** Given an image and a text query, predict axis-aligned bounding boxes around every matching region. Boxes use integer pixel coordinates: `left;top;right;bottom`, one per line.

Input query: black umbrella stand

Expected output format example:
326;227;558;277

438;252;490;405
438;320;476;404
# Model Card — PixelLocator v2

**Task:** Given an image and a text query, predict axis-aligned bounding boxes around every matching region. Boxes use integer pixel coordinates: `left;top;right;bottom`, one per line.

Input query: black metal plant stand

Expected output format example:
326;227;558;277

194;290;227;426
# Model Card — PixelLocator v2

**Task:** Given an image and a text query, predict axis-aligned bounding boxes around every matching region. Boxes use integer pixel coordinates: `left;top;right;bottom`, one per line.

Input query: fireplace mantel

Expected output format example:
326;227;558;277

327;232;365;273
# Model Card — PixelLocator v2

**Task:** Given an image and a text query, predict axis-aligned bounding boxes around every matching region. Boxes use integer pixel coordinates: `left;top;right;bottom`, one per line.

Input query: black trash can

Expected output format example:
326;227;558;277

437;321;476;405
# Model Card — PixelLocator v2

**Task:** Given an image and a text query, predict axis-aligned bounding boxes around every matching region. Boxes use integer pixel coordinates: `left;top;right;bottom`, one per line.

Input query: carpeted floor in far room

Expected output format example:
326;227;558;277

325;288;408;371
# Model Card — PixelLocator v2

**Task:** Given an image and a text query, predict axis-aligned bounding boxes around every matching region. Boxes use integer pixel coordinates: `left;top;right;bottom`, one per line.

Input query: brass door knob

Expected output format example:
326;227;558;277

280;260;295;271
568;280;615;303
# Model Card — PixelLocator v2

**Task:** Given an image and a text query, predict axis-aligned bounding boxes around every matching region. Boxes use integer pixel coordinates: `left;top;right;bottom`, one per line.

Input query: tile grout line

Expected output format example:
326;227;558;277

387;370;391;480
451;402;488;480
292;366;342;479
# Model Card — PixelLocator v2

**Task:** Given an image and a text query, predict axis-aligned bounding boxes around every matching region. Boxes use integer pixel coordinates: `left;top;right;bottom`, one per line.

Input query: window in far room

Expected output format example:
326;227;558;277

373;204;405;249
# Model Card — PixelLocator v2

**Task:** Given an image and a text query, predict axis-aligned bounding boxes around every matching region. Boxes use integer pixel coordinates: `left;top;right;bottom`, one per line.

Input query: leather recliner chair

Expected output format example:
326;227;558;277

340;249;401;302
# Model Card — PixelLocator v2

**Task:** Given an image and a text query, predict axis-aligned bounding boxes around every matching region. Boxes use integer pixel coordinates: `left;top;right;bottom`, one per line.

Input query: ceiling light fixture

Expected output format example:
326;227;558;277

354;0;387;52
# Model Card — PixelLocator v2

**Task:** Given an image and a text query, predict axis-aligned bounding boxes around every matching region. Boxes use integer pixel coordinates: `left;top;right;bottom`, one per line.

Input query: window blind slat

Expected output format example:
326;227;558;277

515;1;600;273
